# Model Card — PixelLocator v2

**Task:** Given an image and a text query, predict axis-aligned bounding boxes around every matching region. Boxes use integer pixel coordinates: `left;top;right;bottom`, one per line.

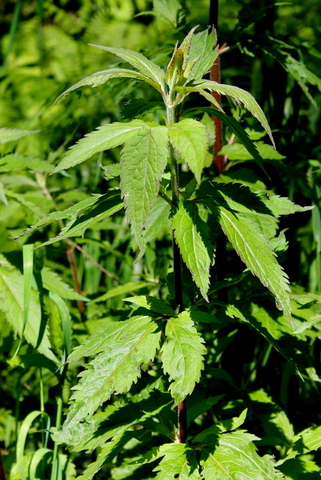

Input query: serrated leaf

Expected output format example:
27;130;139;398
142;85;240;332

201;431;284;479
277;426;321;465
63;316;161;429
41;267;88;301
193;409;247;444
121;124;169;257
262;195;313;216
161;311;206;403
153;0;182;26
144;196;171;242
52;121;145;173
172;201;213;300
193;80;275;148
0;181;8;206
185;107;269;177
219;142;285;161
188;28;218;81
153;443;201;479
91;281;153;303
278;456;321;480
124;295;175;316
214;205;291;317
39;192;123;246
0;154;54;173
88;44;166;92
169;119;208;183
14;195;99;239
0;128;40;144
77;431;135;480
53;68;162;105
0;255;57;363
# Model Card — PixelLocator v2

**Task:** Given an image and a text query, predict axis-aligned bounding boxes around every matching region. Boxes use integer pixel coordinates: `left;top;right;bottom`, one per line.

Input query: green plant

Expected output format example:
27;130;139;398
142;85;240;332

10;24;320;479
1;1;321;478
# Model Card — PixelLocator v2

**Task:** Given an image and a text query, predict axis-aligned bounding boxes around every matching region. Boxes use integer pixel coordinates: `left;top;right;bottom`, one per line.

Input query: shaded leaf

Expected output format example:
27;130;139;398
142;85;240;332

121;98;163;120
153;443;201;479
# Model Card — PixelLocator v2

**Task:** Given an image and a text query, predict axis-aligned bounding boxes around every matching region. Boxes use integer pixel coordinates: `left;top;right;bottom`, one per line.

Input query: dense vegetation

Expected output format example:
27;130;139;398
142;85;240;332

0;1;321;479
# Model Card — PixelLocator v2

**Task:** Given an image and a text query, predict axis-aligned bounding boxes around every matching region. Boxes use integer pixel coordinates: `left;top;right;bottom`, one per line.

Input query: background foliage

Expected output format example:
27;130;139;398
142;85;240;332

0;0;321;479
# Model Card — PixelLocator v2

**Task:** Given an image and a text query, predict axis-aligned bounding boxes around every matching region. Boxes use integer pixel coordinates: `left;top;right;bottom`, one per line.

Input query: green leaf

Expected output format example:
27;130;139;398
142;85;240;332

219;142;285;161
185;107;269;177
0;154;54;173
41;267;88;301
88;44;166;92
53;68;163;105
213;205;291;317
0;181;8;206
91;281;153;303
169;119;208;183
39;192;123;246
278;456;321;480
0;255;57;363
14;195;99;239
277;425;321;465
144;196;171;242
152;0;182;26
153;443;201;479
121;124;169;257
124;295;175;316
77;431;136;480
0;128;40;144
52;121;145;173
121;98;164;120
193;409;247;444
62;315;161;430
261;195;313;216
187;28;218;81
193;80;275;148
172;201;213;300
161;310;207;403
200;431;284;479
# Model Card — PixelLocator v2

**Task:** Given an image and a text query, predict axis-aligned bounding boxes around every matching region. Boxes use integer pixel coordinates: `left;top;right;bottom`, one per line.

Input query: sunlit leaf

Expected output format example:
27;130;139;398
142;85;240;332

62;315;161;430
161;310;206;403
172;201;213;300
121;124;169;257
52;121;145;173
169;119;208;183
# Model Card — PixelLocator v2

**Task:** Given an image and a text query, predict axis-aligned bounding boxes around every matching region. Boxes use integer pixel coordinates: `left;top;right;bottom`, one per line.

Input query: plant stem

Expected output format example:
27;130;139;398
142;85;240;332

167;101;187;443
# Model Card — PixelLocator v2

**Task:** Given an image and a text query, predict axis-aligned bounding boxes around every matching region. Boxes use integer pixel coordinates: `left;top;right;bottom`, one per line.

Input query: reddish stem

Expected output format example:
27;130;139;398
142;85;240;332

210;55;226;175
